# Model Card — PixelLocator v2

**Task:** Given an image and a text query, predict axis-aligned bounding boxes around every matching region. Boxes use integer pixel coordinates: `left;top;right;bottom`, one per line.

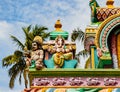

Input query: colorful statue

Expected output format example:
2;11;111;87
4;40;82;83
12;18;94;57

24;36;45;70
42;20;77;68
44;36;77;68
89;0;99;23
47;36;73;68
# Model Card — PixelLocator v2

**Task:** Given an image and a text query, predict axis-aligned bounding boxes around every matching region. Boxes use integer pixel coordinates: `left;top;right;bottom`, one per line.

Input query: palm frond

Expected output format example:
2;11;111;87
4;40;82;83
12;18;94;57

28;32;34;41
41;33;50;41
71;28;85;43
38;26;48;35
76;49;89;58
2;55;13;67
2;50;23;67
9;67;23;88
9;63;21;88
33;25;48;36
78;29;85;42
9;57;26;76
9;74;17;89
22;25;33;41
71;30;78;41
25;39;33;50
22;25;31;34
26;25;32;32
11;35;24;50
14;50;23;57
74;55;80;63
8;56;26;88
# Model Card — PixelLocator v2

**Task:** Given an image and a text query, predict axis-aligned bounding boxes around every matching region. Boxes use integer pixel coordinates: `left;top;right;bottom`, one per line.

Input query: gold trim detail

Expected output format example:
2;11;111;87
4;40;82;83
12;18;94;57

91;47;95;69
95;13;120;48
117;34;120;68
31;86;120;88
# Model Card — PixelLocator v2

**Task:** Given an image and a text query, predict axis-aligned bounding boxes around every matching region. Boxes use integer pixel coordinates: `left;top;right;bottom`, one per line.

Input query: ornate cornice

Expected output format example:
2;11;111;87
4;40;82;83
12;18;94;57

29;69;120;77
95;13;120;48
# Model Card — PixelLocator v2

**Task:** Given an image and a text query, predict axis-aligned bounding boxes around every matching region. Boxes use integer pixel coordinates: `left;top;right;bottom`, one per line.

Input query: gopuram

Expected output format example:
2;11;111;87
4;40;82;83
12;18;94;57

23;0;120;92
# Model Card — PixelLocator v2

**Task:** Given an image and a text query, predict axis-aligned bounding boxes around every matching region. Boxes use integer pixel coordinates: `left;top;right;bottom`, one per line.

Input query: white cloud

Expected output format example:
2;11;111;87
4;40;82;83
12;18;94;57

0;21;14;40
0;21;28;57
0;87;23;92
0;21;27;42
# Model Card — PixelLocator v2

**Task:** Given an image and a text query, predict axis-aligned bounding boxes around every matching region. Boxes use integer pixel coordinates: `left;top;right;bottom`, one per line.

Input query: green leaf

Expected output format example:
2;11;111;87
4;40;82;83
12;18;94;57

76;50;89;58
2;55;13;67
71;28;85;43
10;35;24;50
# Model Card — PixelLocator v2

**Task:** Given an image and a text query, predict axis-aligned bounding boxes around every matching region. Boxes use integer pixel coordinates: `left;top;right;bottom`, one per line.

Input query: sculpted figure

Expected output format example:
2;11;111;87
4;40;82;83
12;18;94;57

48;36;73;68
89;0;99;23
24;36;44;70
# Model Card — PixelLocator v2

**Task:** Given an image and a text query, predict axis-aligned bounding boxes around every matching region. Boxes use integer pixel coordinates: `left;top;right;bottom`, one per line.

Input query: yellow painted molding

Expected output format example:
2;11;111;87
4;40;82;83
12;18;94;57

117;34;120;68
31;86;120;88
107;88;114;92
91;47;95;69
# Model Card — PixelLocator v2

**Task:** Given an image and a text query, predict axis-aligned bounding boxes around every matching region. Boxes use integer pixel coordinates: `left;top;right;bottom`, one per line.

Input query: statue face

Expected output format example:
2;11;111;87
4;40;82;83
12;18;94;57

57;38;63;48
32;42;38;51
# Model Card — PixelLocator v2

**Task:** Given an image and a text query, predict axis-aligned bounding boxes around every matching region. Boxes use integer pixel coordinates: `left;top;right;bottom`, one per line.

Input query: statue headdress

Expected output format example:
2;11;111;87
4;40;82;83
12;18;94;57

33;36;43;45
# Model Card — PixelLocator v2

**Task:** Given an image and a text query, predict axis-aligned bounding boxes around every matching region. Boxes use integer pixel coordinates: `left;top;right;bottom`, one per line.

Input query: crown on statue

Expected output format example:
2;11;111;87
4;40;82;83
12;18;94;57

33;36;43;45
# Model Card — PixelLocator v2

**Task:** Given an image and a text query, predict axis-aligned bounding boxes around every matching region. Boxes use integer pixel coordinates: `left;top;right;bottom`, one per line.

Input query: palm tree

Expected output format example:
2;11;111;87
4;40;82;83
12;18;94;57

71;28;89;67
2;25;49;89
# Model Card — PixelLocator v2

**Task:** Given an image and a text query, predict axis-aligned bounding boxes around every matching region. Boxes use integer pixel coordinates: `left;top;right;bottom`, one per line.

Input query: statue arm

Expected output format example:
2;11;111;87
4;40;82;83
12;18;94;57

38;50;44;61
64;45;72;53
35;50;44;69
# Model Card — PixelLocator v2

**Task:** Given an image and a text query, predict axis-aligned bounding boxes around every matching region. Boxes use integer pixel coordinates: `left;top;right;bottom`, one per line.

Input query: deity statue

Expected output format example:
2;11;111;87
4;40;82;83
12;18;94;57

24;36;45;70
44;35;77;68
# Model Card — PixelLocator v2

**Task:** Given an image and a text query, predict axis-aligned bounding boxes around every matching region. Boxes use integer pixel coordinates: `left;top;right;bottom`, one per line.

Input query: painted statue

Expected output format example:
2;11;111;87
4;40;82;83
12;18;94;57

44;35;77;68
24;36;45;70
89;0;99;23
48;36;73;68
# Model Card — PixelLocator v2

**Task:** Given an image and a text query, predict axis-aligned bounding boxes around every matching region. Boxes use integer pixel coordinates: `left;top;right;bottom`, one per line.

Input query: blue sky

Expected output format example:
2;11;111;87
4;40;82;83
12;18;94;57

0;0;120;92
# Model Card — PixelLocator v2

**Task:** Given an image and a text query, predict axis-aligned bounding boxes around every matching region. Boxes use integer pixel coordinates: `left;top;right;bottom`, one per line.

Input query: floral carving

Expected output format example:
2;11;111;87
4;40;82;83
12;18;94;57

52;78;66;86
34;78;50;86
86;78;100;86
101;19;120;49
104;78;118;86
69;77;83;86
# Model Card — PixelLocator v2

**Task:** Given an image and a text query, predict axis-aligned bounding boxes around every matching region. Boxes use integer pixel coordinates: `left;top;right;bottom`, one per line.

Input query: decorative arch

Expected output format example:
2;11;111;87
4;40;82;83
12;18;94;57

95;13;120;49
